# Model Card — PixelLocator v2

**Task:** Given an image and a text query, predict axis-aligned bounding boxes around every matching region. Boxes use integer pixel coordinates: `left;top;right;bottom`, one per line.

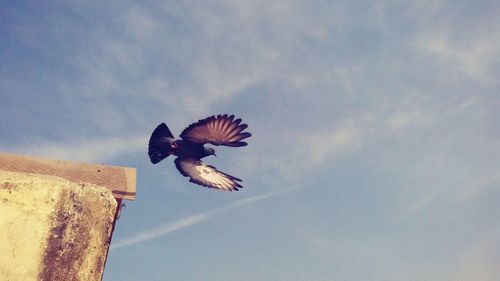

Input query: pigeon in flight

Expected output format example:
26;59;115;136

148;114;251;191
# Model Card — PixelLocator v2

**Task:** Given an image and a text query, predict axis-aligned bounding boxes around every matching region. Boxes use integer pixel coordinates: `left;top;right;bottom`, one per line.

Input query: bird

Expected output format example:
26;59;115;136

148;114;251;191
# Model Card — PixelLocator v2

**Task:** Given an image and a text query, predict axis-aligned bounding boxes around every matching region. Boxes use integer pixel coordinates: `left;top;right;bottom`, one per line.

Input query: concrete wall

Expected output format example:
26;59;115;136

0;171;118;281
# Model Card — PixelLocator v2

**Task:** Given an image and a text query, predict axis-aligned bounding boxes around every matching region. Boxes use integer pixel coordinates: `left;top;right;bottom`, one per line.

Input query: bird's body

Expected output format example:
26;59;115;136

148;114;251;191
169;140;213;159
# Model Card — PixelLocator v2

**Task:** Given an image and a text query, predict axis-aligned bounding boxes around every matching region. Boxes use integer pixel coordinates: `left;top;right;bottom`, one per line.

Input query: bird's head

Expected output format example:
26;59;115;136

204;147;217;157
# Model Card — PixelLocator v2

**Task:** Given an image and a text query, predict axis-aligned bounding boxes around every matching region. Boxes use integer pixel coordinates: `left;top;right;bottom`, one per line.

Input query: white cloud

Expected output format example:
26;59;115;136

124;6;158;40
450;173;500;204
110;189;287;250
416;34;499;83
384;95;434;134
444;231;500;281
7;134;148;163
411;5;500;85
299;119;364;166
256;94;441;182
111;213;207;250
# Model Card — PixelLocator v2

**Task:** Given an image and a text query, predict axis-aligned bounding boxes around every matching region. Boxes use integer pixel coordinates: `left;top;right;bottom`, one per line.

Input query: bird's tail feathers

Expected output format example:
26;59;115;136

148;123;175;164
155;123;174;139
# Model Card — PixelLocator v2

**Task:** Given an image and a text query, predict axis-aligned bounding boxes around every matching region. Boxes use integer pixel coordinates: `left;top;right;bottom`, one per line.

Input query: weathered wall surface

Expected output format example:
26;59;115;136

0;171;117;281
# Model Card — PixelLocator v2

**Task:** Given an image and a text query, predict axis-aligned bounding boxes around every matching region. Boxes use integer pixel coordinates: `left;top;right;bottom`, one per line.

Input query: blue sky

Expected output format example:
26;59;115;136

1;1;499;280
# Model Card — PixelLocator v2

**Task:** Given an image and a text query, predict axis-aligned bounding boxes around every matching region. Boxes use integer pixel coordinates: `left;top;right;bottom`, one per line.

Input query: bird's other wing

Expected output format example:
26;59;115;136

179;114;251;147
174;158;243;191
148;123;175;164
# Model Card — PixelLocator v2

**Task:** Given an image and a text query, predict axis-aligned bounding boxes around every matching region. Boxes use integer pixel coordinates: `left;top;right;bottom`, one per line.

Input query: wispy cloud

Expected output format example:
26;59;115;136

410;2;500;85
110;189;288;250
444;230;500;281
415;32;500;83
2;134;148;163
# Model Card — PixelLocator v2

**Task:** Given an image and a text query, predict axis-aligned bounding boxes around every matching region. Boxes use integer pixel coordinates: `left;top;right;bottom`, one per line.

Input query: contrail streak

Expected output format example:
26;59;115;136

110;190;286;250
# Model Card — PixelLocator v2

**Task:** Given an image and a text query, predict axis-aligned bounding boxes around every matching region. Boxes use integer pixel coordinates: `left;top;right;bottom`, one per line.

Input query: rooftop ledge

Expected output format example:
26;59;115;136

0;151;137;281
0;151;136;200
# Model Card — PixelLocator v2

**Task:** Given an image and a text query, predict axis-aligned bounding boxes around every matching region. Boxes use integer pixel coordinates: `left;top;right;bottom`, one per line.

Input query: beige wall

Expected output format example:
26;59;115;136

0;171;117;281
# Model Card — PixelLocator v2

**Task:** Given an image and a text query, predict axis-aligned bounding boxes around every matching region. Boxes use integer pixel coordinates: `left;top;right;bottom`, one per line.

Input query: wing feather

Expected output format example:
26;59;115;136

223;115;235;132
180;114;252;146
174;158;243;191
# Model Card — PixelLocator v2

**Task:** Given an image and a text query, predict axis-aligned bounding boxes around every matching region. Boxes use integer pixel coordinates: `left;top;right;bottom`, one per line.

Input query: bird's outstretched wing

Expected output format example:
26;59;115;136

174;158;243;191
180;114;251;147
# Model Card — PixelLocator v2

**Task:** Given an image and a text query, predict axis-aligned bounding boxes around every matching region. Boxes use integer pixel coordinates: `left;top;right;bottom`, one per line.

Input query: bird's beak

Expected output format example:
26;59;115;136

214;153;217;157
